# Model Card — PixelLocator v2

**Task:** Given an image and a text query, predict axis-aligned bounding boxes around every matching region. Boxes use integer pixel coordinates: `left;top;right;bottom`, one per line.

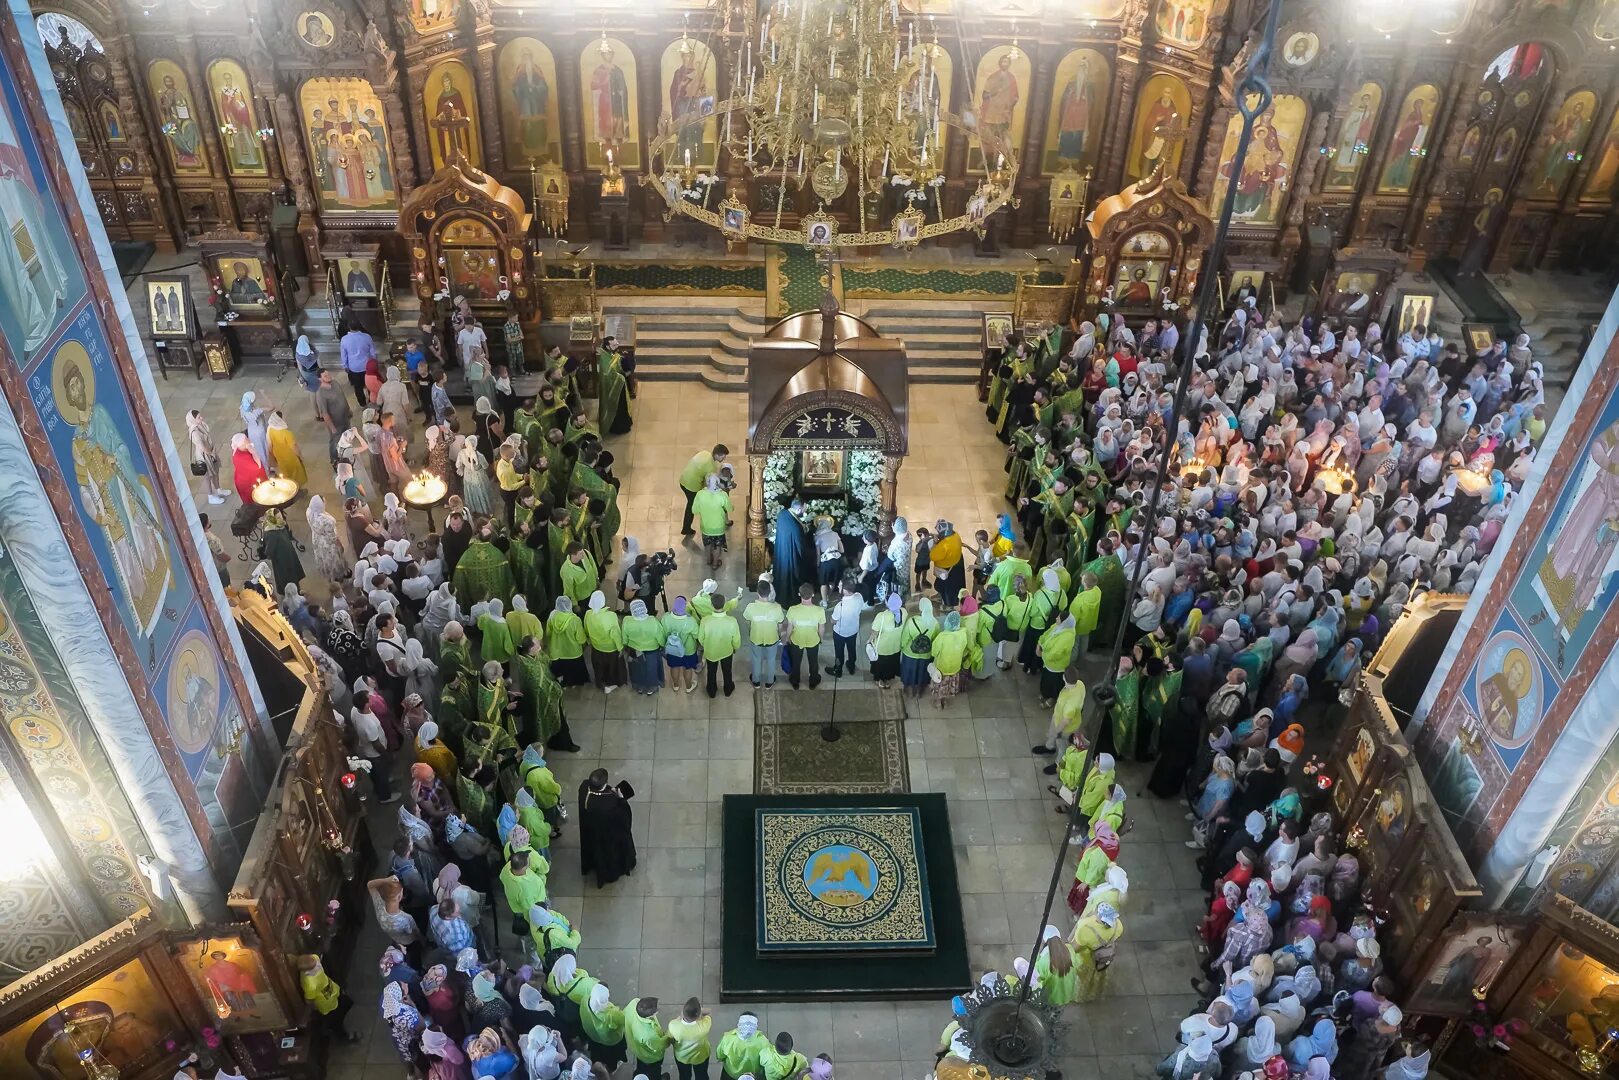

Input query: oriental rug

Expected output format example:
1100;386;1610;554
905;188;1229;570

720;793;969;1000
754;719;908;795
754;805;934;954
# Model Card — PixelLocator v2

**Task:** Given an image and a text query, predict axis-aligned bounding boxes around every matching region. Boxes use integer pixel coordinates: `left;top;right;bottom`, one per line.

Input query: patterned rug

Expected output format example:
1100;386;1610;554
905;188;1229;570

755;719;909;795
842;263;1066;301
588;260;768;295
773;244;838;316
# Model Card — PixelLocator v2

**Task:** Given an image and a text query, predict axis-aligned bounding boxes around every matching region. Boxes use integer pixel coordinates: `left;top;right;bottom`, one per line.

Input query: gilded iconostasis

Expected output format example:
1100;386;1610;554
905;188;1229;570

27;0;1619;282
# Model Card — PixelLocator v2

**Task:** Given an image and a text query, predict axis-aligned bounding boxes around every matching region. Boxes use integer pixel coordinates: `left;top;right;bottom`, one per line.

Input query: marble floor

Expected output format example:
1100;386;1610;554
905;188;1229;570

148;356;1207;1080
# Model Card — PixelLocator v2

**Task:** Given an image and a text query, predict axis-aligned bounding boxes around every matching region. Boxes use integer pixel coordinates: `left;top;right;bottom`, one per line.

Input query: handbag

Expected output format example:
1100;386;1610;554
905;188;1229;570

864;639;879;663
190;460;208;476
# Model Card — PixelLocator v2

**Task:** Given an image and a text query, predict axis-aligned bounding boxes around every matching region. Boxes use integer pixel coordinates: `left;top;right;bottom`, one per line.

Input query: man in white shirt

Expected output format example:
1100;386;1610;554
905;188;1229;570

350;693;398;803
456;318;488;367
828;580;868;679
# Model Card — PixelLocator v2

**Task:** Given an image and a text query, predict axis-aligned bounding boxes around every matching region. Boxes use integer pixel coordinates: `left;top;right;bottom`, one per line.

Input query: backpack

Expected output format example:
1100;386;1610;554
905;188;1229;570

665;627;687;658
905;617;932;654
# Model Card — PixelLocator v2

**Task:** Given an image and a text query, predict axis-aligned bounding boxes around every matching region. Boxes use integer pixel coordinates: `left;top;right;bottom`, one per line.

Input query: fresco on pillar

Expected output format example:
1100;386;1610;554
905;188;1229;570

0;22;249;808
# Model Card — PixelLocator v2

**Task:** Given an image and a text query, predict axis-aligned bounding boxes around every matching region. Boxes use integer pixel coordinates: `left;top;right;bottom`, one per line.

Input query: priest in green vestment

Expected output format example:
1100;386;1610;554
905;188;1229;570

478;661;518;739
437;668;475;756
1082;540;1127;647
453;530;516;608
439;623;476;687
1141;656;1183;759
1108;655;1141;760
514;636;570;749
597;344;632;436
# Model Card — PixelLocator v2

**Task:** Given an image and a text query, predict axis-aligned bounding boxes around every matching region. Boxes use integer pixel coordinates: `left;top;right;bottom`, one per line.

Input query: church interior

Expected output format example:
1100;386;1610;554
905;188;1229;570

4;0;1619;1077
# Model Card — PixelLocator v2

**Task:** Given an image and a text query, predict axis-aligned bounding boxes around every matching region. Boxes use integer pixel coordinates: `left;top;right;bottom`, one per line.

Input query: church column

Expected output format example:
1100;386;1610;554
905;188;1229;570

1097;47;1141;198
557;42;586;241
473;36;505;179
1282;108;1331;268
747;452;768;582
1015;46;1055;247
879;453;902;532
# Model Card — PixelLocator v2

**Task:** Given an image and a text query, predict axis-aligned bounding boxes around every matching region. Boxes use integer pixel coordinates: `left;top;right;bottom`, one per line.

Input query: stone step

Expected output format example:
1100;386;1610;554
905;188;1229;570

635;360;975;390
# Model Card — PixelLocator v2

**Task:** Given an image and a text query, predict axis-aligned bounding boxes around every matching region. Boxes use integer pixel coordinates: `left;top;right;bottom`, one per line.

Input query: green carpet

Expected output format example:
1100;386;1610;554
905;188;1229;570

579;260;767;295
778;244;832;315
843;264;1065;300
720;793;970;1000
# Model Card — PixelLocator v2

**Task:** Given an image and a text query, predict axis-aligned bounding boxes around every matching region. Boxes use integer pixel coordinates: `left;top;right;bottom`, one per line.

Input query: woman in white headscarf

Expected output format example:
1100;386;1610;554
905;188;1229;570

457;435;497;518
403;637;439;703
381;492;409;542
293;333;320;395
377;364;413;436
418;582;460;656
185;410;229;504
580;983;628;1070
521;1026;567;1080
239;390;273;472
303;494;349;584
883;517;911;601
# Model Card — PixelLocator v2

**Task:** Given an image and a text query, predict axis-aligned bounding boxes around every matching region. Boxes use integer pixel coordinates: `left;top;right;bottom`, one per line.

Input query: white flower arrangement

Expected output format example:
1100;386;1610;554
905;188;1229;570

762;448;885;539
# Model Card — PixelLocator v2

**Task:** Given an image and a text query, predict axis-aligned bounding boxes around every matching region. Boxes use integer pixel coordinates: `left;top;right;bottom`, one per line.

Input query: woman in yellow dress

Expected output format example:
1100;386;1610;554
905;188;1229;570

267;411;308;486
1072;901;1123;1003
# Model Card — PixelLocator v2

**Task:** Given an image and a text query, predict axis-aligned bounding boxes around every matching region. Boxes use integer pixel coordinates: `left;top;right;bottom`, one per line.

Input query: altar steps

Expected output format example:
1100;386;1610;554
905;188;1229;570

619;299;990;391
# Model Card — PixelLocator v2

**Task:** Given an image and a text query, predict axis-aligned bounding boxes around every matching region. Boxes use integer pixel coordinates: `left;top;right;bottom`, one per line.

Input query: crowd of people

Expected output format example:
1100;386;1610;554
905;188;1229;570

954;296;1537;1077
183;280;1543;1078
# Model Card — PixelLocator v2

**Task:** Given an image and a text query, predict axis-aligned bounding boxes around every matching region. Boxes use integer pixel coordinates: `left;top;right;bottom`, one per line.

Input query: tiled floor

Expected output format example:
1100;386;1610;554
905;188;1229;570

146;328;1205;1079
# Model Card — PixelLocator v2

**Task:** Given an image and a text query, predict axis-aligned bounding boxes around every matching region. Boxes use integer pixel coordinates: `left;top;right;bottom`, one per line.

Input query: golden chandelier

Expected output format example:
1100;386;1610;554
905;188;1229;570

641;0;1019;250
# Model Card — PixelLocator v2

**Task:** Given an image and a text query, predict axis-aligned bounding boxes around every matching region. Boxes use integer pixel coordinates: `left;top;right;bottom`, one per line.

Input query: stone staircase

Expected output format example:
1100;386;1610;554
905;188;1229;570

291;286;992;391
1495;274;1614;420
295;288;423;367
618;296;991;391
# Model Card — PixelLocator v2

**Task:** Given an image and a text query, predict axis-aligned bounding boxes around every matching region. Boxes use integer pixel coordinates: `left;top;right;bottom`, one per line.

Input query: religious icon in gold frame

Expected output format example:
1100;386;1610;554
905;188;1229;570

146;277;191;337
1464;323;1497;355
719;195;749;240
800;449;845;493
891;208;923;250
802;211;837;249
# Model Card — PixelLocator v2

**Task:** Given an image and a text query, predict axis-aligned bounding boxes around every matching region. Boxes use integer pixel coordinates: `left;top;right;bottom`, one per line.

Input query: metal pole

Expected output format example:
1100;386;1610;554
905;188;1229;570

992;0;1285;1056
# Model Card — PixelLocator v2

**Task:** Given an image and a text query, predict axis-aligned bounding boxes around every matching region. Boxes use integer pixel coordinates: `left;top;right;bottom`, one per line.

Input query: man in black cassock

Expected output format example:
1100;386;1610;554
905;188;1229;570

578;768;637;887
771;498;808;605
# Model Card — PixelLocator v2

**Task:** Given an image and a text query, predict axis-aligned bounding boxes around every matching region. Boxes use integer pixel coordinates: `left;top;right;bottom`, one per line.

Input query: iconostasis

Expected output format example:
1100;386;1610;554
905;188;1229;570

30;0;1619;281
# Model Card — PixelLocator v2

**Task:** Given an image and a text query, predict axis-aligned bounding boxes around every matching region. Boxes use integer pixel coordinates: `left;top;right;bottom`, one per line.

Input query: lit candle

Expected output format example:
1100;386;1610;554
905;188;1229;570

865;49;872;77
813;90;819;124
881;148;889;176
797;143;805;177
747;134;754;160
748;66;756;96
686;148;692;166
775;78;783;113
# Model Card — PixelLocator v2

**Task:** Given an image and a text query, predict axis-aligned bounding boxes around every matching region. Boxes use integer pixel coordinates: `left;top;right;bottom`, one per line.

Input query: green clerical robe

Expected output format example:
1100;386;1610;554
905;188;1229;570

453;540;515;608
1082;553;1126;645
515;651;565;745
597;347;632;435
